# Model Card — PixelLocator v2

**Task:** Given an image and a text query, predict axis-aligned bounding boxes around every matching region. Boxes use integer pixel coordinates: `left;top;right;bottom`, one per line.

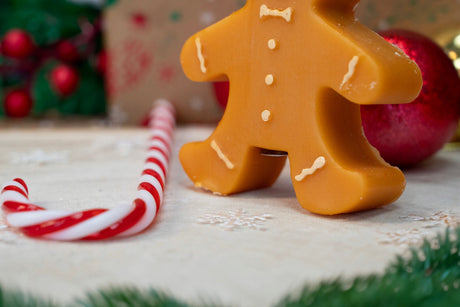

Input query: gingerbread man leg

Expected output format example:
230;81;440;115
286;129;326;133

179;121;286;195
287;92;405;215
288;150;405;215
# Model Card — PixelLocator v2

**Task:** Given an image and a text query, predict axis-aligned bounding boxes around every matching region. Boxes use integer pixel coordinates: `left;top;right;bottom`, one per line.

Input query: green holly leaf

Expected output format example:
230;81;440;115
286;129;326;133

30;61;60;115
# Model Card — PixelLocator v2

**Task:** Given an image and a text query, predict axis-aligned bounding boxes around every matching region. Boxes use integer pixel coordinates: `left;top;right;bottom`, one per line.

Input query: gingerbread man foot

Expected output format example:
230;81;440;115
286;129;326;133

180;131;286;195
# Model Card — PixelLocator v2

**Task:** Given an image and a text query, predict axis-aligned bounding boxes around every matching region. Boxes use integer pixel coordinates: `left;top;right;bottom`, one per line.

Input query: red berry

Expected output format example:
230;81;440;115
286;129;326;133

1;29;35;59
95;50;107;75
56;40;79;62
3;89;33;118
50;65;79;97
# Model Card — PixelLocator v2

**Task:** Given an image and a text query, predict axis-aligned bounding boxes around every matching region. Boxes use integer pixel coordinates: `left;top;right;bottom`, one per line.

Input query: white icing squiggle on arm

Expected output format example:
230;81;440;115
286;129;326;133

195;37;207;74
340;56;360;90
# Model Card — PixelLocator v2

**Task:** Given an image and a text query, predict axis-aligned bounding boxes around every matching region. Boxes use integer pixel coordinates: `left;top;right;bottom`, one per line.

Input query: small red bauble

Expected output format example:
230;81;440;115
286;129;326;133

56;40;80;62
95;50;107;75
3;89;33;118
361;29;460;167
50;64;79;97
1;29;35;59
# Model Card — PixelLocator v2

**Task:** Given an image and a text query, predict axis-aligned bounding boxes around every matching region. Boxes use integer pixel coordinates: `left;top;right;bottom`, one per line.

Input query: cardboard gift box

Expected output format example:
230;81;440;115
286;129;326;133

104;0;244;124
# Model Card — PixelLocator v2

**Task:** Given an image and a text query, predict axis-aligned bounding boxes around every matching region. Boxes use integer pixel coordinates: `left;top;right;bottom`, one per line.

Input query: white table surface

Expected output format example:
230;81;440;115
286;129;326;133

0;125;459;306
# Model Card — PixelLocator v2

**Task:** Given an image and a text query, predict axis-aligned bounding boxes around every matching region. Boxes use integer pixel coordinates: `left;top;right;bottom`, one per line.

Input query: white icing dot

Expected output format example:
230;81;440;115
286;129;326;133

261;110;271;122
268;39;277;50
265;74;274;86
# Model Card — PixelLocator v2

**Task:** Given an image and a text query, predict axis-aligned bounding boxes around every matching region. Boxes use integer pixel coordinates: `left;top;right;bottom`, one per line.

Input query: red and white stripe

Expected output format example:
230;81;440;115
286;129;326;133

0;99;175;241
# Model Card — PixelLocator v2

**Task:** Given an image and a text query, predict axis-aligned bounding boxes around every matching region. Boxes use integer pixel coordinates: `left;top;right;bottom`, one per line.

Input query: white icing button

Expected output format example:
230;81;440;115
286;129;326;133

261;110;271;122
268;39;277;50
265;74;274;86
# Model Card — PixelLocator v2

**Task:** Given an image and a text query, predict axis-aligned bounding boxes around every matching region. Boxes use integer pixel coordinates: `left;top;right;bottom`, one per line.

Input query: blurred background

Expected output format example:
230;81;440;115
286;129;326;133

0;0;458;125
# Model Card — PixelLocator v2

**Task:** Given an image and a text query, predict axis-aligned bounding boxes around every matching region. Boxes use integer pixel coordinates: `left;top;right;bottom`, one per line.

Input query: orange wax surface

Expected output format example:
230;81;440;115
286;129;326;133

179;0;422;215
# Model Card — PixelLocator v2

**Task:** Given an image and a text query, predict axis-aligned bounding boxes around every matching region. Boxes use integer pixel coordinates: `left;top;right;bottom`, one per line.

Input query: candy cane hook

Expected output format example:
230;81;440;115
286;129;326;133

1;99;176;241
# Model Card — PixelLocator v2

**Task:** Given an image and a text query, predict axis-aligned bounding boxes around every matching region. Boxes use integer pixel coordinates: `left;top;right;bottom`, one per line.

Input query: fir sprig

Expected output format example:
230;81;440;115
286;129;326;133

2;228;460;307
0;286;58;307
277;228;460;307
73;287;190;307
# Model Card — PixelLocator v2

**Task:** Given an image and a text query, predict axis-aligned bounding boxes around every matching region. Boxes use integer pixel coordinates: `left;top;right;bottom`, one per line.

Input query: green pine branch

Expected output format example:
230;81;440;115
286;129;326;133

73;287;191;307
277;228;460;307
2;228;460;307
0;286;58;307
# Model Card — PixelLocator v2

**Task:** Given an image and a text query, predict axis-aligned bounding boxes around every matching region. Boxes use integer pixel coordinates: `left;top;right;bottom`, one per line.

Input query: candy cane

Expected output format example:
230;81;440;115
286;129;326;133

0;99;175;241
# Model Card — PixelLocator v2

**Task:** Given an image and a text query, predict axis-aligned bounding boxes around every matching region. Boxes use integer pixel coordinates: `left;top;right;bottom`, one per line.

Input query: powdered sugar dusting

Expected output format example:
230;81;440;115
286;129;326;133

0;219;19;245
10;150;69;165
89;137;143;156
378;211;459;246
197;209;273;231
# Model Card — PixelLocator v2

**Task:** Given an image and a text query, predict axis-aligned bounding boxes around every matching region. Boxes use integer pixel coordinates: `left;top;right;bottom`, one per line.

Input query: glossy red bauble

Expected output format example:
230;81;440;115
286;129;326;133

1;29;35;59
213;81;230;109
3;89;33;118
56;40;80;62
361;29;460;167
50;64;79;97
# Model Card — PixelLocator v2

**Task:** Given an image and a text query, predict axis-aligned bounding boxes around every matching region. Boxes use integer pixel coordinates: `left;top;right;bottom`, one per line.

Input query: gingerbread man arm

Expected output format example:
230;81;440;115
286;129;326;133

313;0;422;105
180;12;243;83
335;24;422;105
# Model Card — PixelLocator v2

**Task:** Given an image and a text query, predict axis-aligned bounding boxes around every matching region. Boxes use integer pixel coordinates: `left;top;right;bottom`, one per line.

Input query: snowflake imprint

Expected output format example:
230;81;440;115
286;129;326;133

378;210;459;247
197;209;273;231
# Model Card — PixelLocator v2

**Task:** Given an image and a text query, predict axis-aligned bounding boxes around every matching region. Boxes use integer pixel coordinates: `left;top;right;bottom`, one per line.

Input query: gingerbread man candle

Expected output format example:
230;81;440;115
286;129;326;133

180;0;422;215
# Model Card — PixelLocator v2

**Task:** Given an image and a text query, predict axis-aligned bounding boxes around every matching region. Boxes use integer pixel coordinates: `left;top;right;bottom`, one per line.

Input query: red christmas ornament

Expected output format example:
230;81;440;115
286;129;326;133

95;50;107;75
213;81;230;109
1;29;35;59
50;64;79;97
361;29;460;167
3;89;33;118
56;40;79;62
